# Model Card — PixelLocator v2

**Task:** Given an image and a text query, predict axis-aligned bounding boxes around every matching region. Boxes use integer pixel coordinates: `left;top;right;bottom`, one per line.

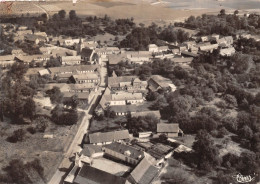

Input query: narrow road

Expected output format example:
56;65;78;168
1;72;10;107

48;62;107;184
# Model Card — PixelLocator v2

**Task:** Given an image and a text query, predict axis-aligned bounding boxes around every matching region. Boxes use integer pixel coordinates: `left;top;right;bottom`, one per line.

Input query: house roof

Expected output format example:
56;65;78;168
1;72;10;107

61;56;81;61
80;144;102;157
88;130;130;144
157;123;179;133
131;110;161;119
0;55;14;61
181;51;198;58
74;164;127;184
110;105;138;113
15;55;51;63
111;92;142;101
199;44;219;51
72;73;99;80
171;57;194;63
81;48;94;58
130;157;159;184
104;142;144;160
108;53;127;65
149;75;174;88
24;34;46;42
108;75;139;87
48;65;98;74
38;69;50;76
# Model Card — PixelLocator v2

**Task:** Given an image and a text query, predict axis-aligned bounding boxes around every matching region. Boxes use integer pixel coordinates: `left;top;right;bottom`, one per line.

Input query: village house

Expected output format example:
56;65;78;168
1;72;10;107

110;92;143;106
80;144;103;158
11;49;25;56
40;45;77;56
15;55;51;66
110;105;138;116
103;142;144;165
170;57;194;70
71;73;100;84
86;130;130;145
63;92;92;106
108;74;147;92
62;38;81;46
81;48;97;63
108;53;127;65
181;51;198;58
126;51;152;64
148;44;158;53
129;157;160;184
45;83;97;93
17;26;28;31
24;34;47;44
60;56;81;65
220;47;236;57
131;110;161;119
95;47;121;62
0;55;15;68
73;164;128;184
200;36;209;42
199;43;219;53
158;46;169;52
217;36;234;48
148;75;176;92
16;29;33;37
45;65;98;78
157;123;183;137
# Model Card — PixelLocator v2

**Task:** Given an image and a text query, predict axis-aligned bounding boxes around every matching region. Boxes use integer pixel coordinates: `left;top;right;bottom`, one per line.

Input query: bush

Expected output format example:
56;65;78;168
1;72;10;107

27;127;36;134
7;129;26;143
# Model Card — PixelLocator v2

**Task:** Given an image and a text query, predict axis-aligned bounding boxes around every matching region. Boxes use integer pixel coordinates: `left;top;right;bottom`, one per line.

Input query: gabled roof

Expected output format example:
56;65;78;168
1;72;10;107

72;73;99;80
108;75;137;87
110;105;138;113
171;57;194;63
108;53;127;65
149;75;174;88
88;130;130;144
74;164;127;184
104;142;144;160
111;92;142;101
131;110;161;119
130;158;159;184
81;144;102;157
157;123;179;133
48;65;98;74
81;48;94;58
61;56;81;61
0;55;14;61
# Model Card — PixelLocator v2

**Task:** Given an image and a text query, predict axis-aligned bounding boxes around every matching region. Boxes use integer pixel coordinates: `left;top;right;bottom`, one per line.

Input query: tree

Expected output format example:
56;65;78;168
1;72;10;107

23;98;36;120
69;10;77;20
234;10;239;15
63;95;79;109
46;87;63;104
7;129;26;143
239;125;253;139
58;10;66;19
159;133;167;142
232;54;251;74
35;117;49;133
220;9;226;16
192;130;220;170
224;94;237;108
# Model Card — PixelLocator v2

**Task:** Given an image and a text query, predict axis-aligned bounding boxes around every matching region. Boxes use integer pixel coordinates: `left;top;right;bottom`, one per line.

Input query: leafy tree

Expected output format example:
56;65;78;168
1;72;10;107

69;10;77;20
23;98;36;120
224;94;237;108
46;87;63;104
58;10;66;19
239;125;253;139
220;9;226;16
192;130;220;170
63;95;79;109
45;57;61;67
7;129;26;143
35;117;49;133
232;54;251;74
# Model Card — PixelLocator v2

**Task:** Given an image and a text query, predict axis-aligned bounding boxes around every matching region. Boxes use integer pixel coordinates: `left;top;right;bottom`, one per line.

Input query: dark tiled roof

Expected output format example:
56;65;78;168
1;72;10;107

74;164;127;184
81;48;94;58
131;111;161;119
89;130;130;144
130;158;159;184
81;144;102;157
104;142;144;160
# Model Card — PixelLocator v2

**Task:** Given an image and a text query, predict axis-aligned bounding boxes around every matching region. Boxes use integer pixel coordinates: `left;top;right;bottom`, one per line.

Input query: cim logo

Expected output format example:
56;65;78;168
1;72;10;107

233;173;257;183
